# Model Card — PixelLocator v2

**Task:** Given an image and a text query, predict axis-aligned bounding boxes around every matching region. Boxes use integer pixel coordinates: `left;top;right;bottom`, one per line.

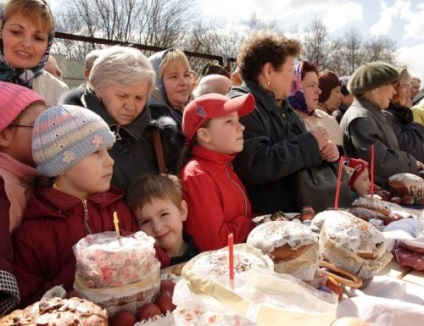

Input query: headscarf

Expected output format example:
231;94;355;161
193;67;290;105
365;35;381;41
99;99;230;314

0;3;54;89
288;61;311;115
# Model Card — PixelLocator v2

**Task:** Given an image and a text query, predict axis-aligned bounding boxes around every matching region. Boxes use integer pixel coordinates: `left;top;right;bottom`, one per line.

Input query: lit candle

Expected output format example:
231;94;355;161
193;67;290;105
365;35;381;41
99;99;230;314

113;211;120;238
228;233;234;288
334;156;345;210
370;145;375;198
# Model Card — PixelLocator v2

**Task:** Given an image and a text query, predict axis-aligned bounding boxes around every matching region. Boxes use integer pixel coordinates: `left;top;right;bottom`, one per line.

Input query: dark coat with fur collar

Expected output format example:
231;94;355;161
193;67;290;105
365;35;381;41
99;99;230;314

59;87;181;192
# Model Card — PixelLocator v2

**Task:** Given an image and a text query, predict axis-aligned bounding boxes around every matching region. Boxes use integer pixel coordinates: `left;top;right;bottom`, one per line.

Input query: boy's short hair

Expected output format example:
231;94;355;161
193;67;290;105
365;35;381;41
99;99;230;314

127;174;183;211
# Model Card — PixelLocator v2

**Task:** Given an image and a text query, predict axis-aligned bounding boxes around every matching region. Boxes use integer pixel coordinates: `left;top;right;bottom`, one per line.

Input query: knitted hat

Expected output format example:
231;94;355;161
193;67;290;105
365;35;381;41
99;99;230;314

182;93;255;142
0;81;45;131
318;70;340;103
344;158;369;187
32;105;116;177
347;62;399;96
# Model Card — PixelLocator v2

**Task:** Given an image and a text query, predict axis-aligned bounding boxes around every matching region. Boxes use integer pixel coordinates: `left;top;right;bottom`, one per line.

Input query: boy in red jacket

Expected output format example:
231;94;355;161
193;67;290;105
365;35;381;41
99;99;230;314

179;93;255;251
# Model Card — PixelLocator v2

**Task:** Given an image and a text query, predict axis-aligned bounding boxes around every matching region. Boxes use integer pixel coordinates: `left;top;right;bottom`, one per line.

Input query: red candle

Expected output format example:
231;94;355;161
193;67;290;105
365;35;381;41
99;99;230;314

370;145;375;197
334;156;345;210
228;233;234;288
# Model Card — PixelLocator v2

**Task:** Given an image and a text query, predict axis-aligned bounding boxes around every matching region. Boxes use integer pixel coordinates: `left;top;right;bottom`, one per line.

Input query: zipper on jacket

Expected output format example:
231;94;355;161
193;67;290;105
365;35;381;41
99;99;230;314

115;126;122;140
82;199;93;234
225;163;248;216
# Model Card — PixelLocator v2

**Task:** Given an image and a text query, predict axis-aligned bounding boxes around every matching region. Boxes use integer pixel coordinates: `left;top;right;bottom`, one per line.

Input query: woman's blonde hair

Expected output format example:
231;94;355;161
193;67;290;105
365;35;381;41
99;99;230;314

159;49;190;77
1;0;54;35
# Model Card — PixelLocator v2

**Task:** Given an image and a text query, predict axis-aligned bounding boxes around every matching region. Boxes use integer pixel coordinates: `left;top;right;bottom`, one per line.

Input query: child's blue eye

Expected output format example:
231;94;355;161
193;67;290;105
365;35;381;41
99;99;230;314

138;220;149;225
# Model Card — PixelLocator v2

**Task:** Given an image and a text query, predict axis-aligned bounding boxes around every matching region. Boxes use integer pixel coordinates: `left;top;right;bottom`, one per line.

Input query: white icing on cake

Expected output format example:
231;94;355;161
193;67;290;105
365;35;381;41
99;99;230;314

388;173;424;197
320;210;386;257
352;196;391;216
247;221;318;253
190;251;265;286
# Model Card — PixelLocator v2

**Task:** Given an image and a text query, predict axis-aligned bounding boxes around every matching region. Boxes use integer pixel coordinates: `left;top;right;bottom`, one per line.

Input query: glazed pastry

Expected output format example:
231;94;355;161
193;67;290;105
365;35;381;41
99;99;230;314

388;173;424;198
247;221;318;262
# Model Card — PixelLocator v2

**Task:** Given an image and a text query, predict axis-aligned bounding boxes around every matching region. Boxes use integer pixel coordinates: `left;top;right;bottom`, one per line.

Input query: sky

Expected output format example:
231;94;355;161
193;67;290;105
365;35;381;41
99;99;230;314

196;0;424;80
51;0;424;81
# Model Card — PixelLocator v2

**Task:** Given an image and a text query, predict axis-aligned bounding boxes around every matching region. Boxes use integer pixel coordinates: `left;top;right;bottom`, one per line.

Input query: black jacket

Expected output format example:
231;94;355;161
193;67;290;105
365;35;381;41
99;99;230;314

384;103;424;162
59;87;181;192
228;80;323;214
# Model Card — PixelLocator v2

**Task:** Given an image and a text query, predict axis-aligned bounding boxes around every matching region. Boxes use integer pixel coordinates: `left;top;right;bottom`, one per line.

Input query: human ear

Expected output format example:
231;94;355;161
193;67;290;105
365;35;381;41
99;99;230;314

0;128;14;147
196;128;210;143
180;200;188;222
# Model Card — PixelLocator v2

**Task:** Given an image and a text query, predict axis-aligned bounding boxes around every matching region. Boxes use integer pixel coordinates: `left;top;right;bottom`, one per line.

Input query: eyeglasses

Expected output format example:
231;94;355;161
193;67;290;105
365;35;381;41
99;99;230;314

8;124;34;128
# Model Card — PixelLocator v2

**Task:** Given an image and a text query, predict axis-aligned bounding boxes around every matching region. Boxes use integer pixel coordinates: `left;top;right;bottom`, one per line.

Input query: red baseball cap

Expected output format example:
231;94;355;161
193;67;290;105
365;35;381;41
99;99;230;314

182;93;255;142
344;157;369;187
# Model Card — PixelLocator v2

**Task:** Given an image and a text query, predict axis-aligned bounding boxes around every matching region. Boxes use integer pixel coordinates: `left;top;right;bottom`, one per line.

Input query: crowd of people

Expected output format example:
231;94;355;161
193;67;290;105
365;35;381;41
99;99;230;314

1;0;424;317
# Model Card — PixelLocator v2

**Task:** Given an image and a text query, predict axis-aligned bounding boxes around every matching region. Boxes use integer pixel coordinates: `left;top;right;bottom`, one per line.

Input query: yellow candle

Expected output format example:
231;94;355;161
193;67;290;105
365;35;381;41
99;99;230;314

113;211;120;238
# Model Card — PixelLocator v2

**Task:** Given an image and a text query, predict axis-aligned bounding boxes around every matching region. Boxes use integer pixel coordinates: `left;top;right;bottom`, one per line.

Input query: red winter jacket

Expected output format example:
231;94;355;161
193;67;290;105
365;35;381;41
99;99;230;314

180;146;254;252
12;186;168;307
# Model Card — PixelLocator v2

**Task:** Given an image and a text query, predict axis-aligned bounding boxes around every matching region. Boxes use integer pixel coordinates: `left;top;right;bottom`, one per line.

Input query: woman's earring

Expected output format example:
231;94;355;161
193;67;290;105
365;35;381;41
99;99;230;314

267;80;270;87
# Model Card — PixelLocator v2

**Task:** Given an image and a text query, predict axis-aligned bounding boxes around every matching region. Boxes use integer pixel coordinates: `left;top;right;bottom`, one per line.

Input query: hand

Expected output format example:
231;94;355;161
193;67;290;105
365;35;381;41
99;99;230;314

310;127;330;150
321;141;339;162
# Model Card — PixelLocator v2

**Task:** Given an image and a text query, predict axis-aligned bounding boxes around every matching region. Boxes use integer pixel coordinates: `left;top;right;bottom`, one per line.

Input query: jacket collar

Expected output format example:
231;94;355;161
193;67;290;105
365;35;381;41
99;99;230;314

192;145;236;166
25;186;124;218
82;88;151;140
243;79;293;116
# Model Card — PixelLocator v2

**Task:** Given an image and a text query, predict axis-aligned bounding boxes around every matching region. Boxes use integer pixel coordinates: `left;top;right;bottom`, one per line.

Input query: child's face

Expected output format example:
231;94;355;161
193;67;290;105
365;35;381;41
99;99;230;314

135;197;187;257
55;148;114;199
352;168;371;197
1;102;46;166
198;111;245;154
162;62;192;108
1;12;49;69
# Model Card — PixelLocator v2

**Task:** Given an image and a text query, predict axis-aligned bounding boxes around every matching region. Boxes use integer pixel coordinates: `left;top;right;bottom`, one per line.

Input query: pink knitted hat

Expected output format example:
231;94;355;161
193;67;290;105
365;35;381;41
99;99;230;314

0;81;46;131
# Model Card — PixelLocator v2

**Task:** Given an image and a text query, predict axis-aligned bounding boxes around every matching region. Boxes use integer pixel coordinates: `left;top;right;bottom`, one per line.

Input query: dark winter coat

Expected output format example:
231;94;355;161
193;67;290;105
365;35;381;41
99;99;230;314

340;98;418;186
227;80;323;214
384;102;424;162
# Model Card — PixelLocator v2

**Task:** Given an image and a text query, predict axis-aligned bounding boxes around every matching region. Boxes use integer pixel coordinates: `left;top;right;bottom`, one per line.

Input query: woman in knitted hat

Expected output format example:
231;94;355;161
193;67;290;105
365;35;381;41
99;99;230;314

60;46;182;191
0;0;68;106
317;70;343;115
340;62;423;187
383;67;424;162
11;105;144;307
0;81;46;316
288;60;344;148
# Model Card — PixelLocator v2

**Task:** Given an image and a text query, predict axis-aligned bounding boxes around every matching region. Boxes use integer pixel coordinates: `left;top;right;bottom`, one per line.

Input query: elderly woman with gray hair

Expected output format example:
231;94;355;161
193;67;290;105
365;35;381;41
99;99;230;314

60;46;180;191
340;62;423;187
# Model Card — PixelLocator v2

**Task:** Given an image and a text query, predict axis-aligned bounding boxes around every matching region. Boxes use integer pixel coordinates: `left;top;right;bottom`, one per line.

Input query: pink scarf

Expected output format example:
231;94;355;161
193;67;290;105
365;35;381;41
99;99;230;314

0;153;37;233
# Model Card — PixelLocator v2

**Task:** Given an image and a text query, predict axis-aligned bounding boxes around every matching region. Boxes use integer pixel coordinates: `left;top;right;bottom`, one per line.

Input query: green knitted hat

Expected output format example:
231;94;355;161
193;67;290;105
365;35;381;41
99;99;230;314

347;62;399;96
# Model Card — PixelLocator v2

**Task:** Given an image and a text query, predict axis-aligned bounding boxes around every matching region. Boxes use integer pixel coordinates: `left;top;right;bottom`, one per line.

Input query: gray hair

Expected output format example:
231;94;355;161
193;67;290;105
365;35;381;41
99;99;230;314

85;49;103;70
89;46;156;95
